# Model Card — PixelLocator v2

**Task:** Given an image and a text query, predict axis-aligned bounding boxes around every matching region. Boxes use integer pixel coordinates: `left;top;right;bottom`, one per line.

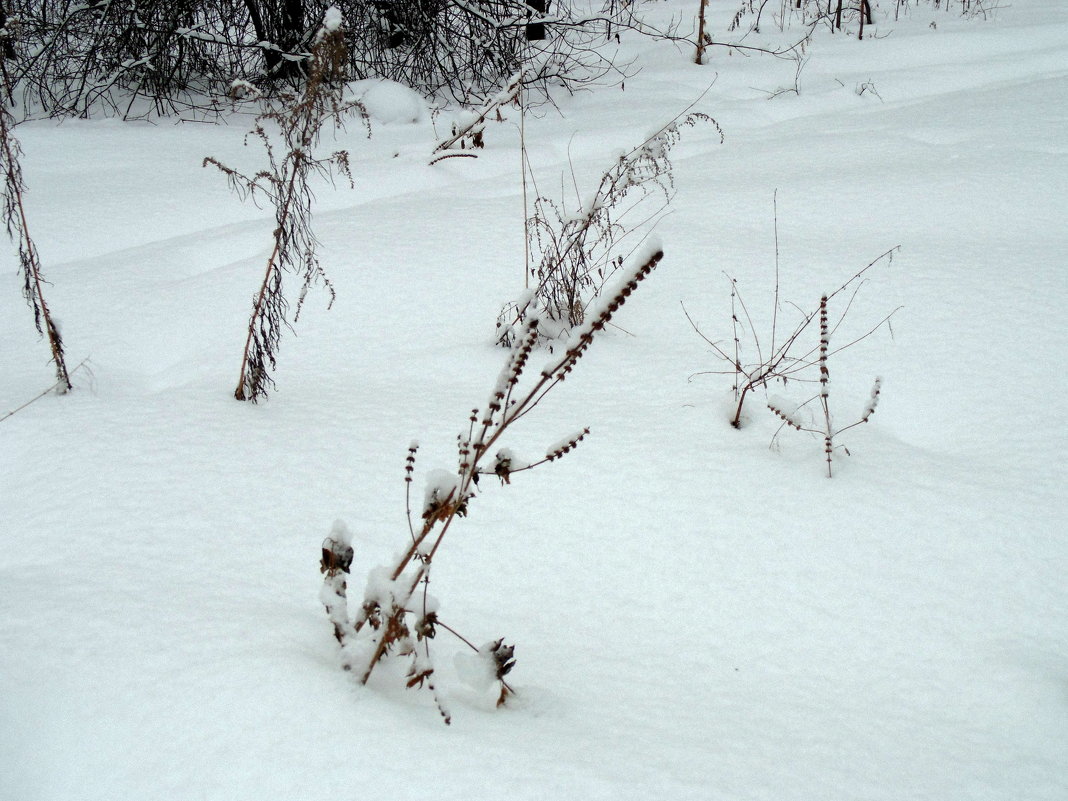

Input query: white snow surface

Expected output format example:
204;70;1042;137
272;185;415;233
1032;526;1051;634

344;78;428;125
2;2;1067;799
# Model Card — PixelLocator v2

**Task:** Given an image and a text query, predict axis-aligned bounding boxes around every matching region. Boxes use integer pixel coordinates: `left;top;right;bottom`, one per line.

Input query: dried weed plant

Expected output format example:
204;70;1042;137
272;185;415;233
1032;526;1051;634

430;70;525;163
685;195;899;434
321;243;664;723
1;68;72;393
204;9;367;402
497;110;718;347
767;294;883;476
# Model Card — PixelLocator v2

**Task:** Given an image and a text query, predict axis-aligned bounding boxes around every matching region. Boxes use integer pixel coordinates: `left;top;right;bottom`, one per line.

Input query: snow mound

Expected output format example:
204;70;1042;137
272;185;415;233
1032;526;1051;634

345;79;427;125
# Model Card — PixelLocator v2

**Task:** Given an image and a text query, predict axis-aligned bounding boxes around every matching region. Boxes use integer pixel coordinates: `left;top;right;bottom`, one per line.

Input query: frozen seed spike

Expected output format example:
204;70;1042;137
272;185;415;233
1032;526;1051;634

819;295;830;399
404;442;419;482
545;428;591;461
768;400;804;431
860;377;882;422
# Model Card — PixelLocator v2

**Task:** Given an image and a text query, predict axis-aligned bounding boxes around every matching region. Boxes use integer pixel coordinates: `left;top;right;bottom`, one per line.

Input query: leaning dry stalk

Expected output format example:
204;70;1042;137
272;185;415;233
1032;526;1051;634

431;70;525;159
2;102;72;392
322;245;664;719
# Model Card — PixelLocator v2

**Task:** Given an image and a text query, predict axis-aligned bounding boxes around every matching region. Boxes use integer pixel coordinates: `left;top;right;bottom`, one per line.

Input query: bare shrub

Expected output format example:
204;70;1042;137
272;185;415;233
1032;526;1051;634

686;196;899;432
0;0;656;119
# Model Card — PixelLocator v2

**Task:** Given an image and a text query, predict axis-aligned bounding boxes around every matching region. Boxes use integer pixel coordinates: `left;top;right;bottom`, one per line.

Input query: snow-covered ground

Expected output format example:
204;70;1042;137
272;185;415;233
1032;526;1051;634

2;2;1066;799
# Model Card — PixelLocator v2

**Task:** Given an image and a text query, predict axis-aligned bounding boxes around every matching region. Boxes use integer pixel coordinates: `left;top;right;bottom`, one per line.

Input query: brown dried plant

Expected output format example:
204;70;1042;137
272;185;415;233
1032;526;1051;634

685;196;898;430
767;295;883;477
429;70;525;163
2;79;72;393
204;10;367;402
321;244;664;723
497;110;718;347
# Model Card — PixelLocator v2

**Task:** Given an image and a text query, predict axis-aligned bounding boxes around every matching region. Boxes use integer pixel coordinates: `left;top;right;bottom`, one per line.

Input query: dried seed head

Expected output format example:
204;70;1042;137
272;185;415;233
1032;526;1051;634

488;639;516;680
320;537;354;575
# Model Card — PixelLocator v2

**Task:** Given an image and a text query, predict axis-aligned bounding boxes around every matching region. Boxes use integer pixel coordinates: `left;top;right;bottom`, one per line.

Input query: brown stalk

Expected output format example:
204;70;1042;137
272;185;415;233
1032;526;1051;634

326;249;663;705
2;101;72;392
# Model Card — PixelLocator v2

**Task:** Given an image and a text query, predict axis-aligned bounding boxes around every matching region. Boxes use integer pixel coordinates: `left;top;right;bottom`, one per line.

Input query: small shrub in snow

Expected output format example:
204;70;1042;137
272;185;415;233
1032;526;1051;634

204;10;368;402
320;243;664;723
687;211;898;432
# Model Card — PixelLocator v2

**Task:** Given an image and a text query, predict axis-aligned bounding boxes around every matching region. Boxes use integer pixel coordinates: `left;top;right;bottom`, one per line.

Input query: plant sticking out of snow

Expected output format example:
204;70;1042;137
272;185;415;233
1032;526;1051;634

497;111;719;348
685;195;899;432
204;8;368;402
1;75;73;394
320;241;664;723
429;70;525;163
767;294;883;477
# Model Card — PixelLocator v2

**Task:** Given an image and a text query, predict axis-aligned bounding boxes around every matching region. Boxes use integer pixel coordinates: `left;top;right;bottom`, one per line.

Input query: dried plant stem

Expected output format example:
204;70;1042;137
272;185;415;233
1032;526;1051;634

818;295;833;477
2;104;72;393
2;358;89;423
501;104;717;345
207;12;361;402
323;247;663;717
235;160;304;401
766;291;885;477
687;242;899;430
695;0;710;64
432;70;524;156
520;90;531;289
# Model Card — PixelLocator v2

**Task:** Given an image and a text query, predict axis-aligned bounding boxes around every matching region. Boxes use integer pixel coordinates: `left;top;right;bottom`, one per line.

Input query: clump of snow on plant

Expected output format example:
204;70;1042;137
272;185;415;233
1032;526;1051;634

322;6;343;33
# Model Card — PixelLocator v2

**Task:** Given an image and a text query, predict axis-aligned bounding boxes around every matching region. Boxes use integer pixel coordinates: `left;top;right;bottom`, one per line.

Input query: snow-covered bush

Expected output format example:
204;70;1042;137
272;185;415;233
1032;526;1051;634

0;0;646;118
320;242;664;723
